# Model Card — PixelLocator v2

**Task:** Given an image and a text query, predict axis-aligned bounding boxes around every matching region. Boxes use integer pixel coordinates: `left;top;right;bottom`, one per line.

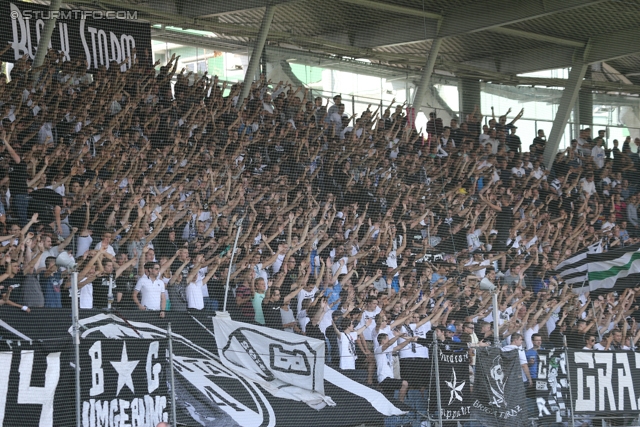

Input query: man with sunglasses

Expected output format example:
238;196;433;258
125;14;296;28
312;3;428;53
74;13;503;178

583;334;598;350
133;261;166;318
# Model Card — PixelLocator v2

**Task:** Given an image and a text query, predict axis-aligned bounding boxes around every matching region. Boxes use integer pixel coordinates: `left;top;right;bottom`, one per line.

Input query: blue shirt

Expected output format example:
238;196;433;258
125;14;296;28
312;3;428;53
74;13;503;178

525;349;539;379
324;282;342;310
431;273;447;284
41;272;63;308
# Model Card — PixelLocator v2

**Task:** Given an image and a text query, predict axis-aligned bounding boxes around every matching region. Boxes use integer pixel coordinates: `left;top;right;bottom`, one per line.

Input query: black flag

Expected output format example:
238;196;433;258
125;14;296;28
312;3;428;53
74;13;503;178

472;347;528;427
433;347;471;421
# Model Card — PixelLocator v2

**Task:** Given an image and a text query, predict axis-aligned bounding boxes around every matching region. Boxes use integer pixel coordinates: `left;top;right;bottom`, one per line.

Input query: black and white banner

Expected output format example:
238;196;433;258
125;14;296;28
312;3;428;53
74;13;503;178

79;339;168;427
212;314;332;410
535;349;570;423
0;341;70;427
433;347;471;420
0;309;404;427
0;0;152;71
472;347;528;427
570;350;640;414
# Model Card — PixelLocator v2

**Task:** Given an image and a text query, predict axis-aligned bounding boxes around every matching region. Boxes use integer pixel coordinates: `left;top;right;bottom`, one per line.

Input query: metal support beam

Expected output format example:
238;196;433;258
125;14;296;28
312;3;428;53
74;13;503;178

340;0;441;19
542;63;588;169
342;0;606;49
486;27;584;48
470;25;640;75
412;38;442;112
32;0;62;81
239;4;276;105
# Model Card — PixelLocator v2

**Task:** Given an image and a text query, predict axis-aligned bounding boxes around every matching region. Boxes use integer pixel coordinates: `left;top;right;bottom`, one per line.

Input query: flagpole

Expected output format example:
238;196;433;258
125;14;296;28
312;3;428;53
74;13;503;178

563;335;577;427
432;334;443;427
223;217;244;312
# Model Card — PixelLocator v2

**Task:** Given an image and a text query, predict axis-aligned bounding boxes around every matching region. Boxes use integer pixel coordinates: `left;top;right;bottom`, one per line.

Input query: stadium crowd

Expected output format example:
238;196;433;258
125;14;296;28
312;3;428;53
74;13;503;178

1;50;640;407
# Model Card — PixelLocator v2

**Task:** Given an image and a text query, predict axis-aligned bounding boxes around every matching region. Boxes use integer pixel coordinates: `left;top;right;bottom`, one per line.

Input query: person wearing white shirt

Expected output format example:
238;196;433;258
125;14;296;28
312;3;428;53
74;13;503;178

94;232;116;260
591;138;605;169
375;331;414;403
133;262;167;317
580;174;597;197
530;162;546;180
502;333;532;387
338;316;371;370
185;264;205;311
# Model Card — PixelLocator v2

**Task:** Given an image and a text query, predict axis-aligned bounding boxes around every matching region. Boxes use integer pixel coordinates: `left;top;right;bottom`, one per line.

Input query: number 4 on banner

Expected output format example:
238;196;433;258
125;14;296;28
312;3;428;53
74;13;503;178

0;351;61;427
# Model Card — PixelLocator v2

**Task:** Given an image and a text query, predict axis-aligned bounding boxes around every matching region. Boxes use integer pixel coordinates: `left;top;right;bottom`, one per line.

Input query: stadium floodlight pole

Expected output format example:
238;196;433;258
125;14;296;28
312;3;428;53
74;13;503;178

31;0;62;83
223;217;244;312
238;3;276;105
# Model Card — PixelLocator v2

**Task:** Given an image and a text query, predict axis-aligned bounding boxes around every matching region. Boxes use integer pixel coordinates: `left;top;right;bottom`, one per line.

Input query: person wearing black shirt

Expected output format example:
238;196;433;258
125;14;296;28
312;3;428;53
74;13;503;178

2;259;29;313
549;320;568;348
93;259;121;309
263;288;285;330
1;129;29;226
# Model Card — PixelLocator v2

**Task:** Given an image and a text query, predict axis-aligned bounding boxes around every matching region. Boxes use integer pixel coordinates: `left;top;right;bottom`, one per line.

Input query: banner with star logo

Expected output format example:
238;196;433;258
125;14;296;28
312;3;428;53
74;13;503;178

429;347;471;420
79;339;168;427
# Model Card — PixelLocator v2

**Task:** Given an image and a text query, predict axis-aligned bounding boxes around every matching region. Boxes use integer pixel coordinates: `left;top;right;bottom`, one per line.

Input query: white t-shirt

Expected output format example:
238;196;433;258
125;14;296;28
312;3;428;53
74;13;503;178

524;325;539;350
374;326;395;350
186;281;205;310
398;322;430;358
38;246;60;270
339;331;358;370
374;345;395;383
134;276;166;310
76;235;93;258
79;281;93;309
359;307;382;340
94;241;116;257
297;287;318;315
503;344;527;382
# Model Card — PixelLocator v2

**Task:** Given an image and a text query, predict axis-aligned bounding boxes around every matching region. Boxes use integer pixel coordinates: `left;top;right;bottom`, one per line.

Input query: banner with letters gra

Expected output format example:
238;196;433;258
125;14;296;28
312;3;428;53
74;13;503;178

570;349;640;415
0;0;151;71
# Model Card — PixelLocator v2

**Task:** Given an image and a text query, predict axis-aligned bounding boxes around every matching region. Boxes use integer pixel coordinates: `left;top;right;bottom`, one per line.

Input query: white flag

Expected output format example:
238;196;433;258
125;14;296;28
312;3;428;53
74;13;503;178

213;314;334;409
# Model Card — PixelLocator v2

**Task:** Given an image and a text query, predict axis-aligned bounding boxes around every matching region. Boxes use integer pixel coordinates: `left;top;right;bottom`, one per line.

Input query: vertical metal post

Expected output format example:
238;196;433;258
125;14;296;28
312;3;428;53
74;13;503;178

239;4;276;105
412;38;442;113
492;291;500;347
433;334;443;427
32;0;62;81
107;275;114;310
71;271;81;427
223;219;243;312
542;62;588;169
351;95;355;118
167;323;177;427
563;336;576;427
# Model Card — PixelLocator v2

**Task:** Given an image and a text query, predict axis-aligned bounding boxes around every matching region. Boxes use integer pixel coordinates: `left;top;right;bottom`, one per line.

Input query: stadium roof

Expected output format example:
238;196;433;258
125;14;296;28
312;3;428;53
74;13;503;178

65;0;640;91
